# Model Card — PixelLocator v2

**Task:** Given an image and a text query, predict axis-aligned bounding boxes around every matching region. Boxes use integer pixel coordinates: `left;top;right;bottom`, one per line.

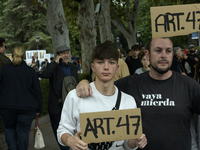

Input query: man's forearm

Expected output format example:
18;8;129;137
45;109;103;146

61;133;72;146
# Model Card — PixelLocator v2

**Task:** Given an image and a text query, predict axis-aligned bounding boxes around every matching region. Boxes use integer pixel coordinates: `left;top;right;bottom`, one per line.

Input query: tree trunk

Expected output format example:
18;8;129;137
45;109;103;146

76;0;96;73
98;0;114;43
46;0;71;59
112;0;139;49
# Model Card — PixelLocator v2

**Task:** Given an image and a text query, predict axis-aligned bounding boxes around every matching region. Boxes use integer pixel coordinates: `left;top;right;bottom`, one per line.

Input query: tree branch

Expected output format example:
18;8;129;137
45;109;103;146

111;18;131;39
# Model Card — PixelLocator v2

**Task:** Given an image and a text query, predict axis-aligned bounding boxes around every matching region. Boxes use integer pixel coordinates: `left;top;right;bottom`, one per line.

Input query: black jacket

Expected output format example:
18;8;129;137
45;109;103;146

42;62;78;114
0;61;42;113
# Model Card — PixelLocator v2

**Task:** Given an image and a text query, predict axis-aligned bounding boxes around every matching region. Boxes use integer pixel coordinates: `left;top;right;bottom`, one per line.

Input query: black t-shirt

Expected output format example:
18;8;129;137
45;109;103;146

187;53;198;60
115;72;200;150
125;56;142;75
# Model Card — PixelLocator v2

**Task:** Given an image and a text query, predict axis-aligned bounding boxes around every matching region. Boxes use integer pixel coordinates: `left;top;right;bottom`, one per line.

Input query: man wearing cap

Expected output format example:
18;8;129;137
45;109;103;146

188;45;198;62
42;45;78;150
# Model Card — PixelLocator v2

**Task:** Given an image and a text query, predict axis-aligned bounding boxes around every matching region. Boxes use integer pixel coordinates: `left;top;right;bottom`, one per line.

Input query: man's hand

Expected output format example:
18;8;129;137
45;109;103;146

67;132;88;150
127;134;147;149
55;55;62;64
136;134;147;149
76;79;92;97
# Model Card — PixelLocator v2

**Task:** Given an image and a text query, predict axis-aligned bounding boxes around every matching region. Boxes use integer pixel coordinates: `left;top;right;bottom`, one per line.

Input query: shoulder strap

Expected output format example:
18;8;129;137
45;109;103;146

35;114;39;128
112;90;121;110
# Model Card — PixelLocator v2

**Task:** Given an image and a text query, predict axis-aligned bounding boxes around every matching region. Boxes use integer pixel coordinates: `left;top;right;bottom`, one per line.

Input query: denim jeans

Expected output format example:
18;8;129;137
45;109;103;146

49;112;70;150
0;109;36;150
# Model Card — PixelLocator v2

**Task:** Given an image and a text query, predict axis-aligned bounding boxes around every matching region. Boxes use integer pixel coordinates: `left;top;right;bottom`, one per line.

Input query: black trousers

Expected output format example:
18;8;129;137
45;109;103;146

49;112;70;150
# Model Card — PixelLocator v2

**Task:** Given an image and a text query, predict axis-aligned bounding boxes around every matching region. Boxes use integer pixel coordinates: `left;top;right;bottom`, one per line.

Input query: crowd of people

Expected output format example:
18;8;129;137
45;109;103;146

75;38;200;150
1;35;200;150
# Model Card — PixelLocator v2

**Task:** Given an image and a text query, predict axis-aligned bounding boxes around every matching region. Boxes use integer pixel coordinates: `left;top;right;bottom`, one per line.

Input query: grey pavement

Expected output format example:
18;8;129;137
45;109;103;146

0;114;60;150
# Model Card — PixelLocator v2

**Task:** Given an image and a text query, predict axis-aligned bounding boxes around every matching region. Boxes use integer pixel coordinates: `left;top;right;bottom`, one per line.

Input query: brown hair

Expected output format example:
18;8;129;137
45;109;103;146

92;40;119;62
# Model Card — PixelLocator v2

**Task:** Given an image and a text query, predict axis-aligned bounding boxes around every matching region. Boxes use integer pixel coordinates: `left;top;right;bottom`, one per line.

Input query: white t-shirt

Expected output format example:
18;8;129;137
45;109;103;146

57;82;137;150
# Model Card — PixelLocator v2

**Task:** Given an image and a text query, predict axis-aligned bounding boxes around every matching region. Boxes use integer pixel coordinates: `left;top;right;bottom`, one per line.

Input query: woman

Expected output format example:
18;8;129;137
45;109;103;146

135;52;150;74
0;47;42;150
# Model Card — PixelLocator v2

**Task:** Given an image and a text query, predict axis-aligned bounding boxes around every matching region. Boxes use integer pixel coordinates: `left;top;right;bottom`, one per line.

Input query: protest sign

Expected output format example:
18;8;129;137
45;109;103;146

80;108;142;143
151;4;200;39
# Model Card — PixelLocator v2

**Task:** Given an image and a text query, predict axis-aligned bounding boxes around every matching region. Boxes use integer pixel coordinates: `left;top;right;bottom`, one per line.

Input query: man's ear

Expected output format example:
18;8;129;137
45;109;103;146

145;50;149;61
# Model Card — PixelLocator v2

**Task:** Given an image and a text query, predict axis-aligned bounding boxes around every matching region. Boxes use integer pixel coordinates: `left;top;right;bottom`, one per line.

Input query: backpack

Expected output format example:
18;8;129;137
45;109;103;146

59;76;77;104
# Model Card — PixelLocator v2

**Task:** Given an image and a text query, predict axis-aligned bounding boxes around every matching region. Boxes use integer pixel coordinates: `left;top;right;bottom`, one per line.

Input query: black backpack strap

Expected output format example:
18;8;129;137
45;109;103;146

112;90;121;110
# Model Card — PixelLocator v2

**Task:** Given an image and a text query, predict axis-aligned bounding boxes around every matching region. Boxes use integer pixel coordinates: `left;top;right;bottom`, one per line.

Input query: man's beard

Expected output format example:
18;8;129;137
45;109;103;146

151;63;170;74
190;50;195;54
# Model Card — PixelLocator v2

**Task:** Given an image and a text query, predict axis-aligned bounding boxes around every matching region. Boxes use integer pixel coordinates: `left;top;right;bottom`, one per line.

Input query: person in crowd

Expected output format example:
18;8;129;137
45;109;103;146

77;57;81;73
35;56;40;71
125;45;142;75
42;45;78;150
72;54;78;68
76;37;200;150
135;52;150;74
118;48;123;58
57;40;147;150
122;49;132;61
138;46;146;58
91;46;130;81
181;49;196;78
194;55;200;83
50;57;55;63
188;44;198;62
170;47;185;74
31;59;37;70
0;38;11;149
141;46;145;53
0;46;42;150
40;58;49;71
180;44;199;78
115;56;130;80
0;37;11;69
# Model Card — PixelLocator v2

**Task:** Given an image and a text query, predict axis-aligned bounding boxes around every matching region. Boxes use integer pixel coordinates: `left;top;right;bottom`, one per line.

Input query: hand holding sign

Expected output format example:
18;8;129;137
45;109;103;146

66;131;88;150
80;108;143;144
127;134;147;149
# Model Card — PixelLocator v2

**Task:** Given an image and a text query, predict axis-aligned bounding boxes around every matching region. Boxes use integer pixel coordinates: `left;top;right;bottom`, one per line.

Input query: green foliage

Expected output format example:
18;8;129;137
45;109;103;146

62;0;81;57
78;72;92;82
39;79;49;116
0;0;53;54
136;0;153;47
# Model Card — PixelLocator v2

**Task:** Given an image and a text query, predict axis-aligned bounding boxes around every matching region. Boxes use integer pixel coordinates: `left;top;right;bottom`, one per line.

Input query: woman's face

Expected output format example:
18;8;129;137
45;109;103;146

141;55;150;68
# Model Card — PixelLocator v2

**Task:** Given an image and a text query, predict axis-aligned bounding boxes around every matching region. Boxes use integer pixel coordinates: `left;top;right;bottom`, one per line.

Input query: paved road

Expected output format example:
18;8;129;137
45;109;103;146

0;121;60;150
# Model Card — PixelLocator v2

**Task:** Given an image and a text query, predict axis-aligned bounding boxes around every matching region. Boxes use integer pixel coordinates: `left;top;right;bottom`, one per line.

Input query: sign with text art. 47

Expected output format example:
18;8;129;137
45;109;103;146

151;4;200;39
80;108;142;144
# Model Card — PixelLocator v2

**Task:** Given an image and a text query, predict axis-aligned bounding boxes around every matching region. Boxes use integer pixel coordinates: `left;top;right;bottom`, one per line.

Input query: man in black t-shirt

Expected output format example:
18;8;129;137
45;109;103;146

188;44;198;62
125;44;142;75
76;38;200;150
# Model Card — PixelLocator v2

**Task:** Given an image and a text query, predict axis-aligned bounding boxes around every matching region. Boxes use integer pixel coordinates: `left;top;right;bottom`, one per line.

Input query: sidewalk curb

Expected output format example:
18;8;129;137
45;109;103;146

0;114;50;146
